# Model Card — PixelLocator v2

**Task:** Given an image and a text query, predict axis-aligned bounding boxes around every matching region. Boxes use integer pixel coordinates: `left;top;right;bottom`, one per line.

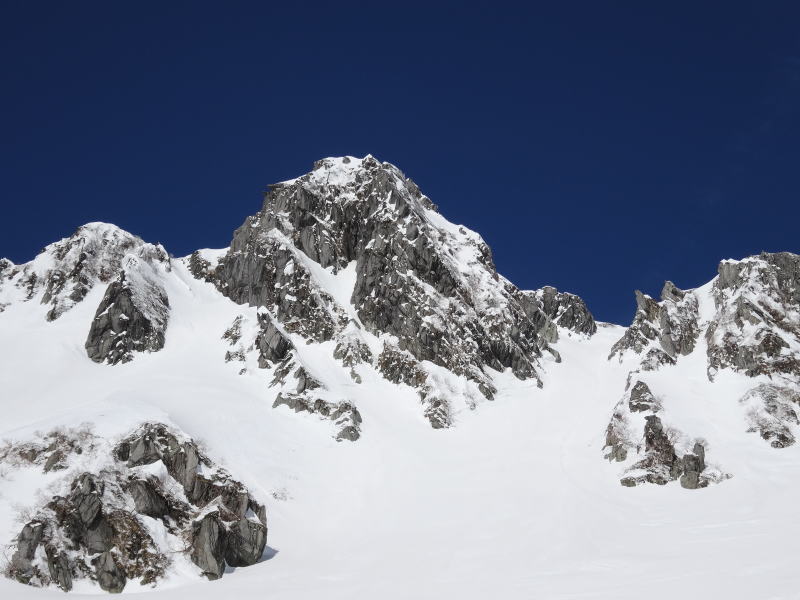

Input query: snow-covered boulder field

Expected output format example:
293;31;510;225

0;156;799;599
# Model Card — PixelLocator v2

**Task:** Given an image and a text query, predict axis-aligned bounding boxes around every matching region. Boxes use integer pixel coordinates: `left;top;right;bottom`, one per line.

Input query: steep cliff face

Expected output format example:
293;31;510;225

85;255;170;365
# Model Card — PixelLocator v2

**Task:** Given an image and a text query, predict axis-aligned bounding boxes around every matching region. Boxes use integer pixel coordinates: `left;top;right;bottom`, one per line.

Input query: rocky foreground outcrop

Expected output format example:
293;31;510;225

604;380;719;488
5;424;267;592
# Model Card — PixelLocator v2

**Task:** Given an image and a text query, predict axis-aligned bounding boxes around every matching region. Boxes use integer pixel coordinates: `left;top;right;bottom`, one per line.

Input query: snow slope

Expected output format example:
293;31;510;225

2;273;800;598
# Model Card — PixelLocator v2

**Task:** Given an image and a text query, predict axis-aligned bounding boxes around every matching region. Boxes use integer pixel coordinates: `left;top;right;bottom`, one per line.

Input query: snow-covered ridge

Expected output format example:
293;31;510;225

206;155;597;428
1;156;799;598
604;250;800;488
0;222;169;321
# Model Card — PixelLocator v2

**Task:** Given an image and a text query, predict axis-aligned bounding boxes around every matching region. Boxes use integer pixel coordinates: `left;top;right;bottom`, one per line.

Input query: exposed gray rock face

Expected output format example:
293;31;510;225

0;257;12;277
611;253;799;381
333;322;373;381
45;547;73;592
628;380;660;413
0;258;12;312
127;478;170;518
191;513;227;580
604;380;716;489
93;551;126;593
522;286;597;336
9;522;44;578
376;342;454;429
739;384;800;448
6;423;267;593
273;393;362;441
706;253;800;381
225;516;269;567
256;313;294;367
609;282;700;370
85;255;170;365
0;223;170;321
202;156;587;426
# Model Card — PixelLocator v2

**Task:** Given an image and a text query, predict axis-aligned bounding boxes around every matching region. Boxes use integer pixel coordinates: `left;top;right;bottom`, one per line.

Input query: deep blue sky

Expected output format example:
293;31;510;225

2;2;799;324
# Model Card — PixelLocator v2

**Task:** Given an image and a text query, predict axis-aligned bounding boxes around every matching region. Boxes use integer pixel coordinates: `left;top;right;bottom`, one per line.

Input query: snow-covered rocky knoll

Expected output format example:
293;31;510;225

0;155;798;599
605;253;800;487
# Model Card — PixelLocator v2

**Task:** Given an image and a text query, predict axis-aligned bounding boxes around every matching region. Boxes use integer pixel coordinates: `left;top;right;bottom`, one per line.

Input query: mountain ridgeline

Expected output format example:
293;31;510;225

1;155;799;594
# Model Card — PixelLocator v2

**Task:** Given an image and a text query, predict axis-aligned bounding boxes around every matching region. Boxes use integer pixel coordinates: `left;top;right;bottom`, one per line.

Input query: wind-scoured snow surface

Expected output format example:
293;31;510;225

1;159;800;599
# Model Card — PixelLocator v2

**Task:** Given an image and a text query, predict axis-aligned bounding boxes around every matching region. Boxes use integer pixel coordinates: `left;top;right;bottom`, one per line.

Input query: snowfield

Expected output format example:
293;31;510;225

2;255;799;599
2;158;798;598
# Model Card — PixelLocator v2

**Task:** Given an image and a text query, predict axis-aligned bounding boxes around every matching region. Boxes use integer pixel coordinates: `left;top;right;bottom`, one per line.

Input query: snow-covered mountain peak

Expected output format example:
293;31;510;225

0;222;169;320
203;156;598;427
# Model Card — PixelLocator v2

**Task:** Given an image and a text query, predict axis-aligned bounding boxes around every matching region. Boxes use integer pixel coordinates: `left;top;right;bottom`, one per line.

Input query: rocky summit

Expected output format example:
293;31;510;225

0;156;799;598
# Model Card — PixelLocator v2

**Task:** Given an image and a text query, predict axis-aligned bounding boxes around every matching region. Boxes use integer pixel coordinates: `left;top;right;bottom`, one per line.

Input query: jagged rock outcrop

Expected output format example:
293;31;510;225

333;322;373;382
522;286;597;336
273;393;362;441
610;253;800;382
739;384;800;448
187;250;215;282
376;342;457;428
706;253;800;381
205;156;586;420
256;312;294;367
6;423;267;593
603;252;800;486
609;281;700;370
93;551;126;593
85;255;170;364
0;223;170;321
604;380;717;489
